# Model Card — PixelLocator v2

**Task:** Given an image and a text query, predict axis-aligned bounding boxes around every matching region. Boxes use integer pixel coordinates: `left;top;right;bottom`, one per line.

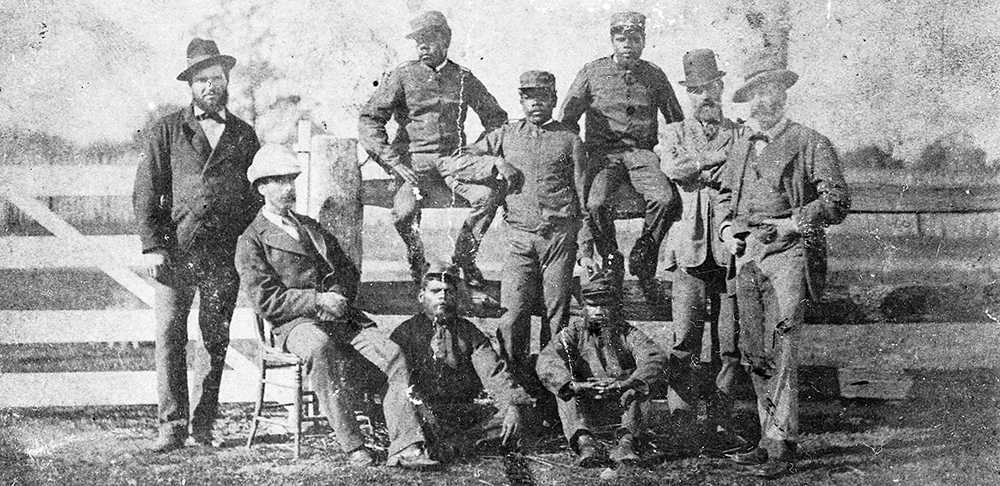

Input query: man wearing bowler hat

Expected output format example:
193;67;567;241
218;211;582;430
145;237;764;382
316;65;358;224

133;38;261;452
359;11;513;288
717;55;850;478
461;70;586;422
659;49;750;447
561;11;684;303
235;145;439;469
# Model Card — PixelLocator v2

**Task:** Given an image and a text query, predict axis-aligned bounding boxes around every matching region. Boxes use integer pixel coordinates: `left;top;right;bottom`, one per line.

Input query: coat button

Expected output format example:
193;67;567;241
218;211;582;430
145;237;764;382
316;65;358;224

626;106;636;116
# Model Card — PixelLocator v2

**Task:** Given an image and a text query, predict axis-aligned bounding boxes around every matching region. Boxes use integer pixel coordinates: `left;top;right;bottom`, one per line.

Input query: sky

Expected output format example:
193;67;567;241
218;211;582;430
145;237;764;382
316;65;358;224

1;0;998;165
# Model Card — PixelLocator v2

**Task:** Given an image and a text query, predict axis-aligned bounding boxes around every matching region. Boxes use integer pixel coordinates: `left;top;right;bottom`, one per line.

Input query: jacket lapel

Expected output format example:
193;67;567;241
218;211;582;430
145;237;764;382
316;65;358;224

203;117;238;173
254;213;309;256
183;106;213;165
757;123;797;183
289;213;335;273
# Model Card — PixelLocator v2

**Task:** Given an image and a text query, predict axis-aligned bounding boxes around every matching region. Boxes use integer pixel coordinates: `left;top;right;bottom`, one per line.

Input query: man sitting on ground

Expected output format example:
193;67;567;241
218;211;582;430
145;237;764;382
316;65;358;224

390;263;533;461
536;269;668;468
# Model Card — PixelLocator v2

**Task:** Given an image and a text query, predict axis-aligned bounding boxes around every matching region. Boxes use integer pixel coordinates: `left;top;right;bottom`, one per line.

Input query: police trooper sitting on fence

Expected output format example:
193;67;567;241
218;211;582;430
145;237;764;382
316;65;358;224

234;144;439;469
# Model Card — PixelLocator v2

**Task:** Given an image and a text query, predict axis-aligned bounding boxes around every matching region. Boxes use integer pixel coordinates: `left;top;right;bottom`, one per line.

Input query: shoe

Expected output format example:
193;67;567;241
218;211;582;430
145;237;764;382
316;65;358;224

387;443;441;470
187;434;225;448
627;237;656;280
347;446;376;468
728;446;768;465
573;434;605;468
149;434;185;453
752;459;794;478
609;435;640;466
460;263;487;289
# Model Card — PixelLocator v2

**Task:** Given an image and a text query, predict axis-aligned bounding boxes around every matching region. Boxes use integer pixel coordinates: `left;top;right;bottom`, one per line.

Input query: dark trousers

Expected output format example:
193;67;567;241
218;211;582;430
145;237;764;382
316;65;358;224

391;153;502;270
153;243;239;438
418;402;508;457
284;322;425;457
667;258;739;427
585;149;679;258
496;226;578;395
557;395;648;447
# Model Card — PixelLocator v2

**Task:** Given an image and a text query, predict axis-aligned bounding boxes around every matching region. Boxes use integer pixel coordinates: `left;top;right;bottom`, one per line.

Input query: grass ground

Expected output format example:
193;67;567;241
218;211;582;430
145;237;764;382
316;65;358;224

2;388;998;486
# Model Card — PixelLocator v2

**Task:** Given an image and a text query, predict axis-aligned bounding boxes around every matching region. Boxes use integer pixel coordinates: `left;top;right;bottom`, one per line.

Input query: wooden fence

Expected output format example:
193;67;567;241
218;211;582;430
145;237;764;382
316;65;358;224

1;125;998;407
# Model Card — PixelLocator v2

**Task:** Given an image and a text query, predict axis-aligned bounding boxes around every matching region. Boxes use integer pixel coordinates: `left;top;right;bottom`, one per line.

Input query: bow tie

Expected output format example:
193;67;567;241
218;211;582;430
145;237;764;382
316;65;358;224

196;111;226;124
749;132;770;143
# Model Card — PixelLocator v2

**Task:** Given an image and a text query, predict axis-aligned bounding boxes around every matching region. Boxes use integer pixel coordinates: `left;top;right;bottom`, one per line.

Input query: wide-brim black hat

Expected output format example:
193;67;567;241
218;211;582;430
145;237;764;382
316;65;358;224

177;38;237;81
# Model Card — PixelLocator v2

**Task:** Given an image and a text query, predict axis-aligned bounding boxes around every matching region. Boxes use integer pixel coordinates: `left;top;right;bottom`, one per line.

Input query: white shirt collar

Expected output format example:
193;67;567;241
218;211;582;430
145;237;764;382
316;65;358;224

261;210;299;240
193;105;228;121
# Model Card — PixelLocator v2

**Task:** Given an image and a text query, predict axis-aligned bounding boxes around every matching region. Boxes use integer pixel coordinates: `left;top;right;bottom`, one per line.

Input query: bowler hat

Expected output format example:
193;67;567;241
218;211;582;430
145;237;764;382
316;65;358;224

405;10;451;40
678;49;726;87
519;70;556;91
177;38;237;82
246;144;301;185
732;55;798;103
610;11;646;34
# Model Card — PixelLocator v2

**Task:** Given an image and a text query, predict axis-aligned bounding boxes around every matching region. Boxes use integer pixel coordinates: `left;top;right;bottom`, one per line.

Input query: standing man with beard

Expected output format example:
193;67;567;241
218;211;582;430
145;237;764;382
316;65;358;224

659;49;748;446
390;263;533;461
719;58;850;478
561;11;684;302
235;145;438;469
359;10;512;287
134;38;261;452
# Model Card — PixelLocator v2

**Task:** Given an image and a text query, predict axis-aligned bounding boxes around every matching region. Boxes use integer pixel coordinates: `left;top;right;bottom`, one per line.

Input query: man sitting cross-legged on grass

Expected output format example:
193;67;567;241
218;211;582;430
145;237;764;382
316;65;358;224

390;262;534;461
536;268;668;468
234;144;438;470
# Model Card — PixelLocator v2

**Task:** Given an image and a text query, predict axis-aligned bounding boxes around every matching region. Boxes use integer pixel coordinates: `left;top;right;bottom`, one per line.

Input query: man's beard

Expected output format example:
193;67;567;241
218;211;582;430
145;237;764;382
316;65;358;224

694;99;723;124
750;100;785;127
194;88;229;113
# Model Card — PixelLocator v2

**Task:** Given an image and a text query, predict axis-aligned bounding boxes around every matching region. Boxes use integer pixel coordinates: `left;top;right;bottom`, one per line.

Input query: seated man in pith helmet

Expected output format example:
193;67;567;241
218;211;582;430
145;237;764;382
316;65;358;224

235;144;439;470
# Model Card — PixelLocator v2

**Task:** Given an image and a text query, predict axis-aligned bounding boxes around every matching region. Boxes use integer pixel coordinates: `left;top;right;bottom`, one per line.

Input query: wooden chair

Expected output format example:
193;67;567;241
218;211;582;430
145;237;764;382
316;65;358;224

245;315;325;459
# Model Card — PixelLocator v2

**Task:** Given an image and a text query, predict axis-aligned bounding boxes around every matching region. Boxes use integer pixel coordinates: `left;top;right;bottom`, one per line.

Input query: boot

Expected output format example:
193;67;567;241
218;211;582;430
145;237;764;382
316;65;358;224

573;433;604;468
609;434;641;466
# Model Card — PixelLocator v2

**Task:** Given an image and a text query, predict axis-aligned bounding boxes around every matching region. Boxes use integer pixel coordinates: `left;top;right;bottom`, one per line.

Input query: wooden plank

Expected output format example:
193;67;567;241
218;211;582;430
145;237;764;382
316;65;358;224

835;368;912;400
0;309;256;343
1;163;998;214
0;166;135;197
0;370;260;408
0;189;154;305
848;183;1000;213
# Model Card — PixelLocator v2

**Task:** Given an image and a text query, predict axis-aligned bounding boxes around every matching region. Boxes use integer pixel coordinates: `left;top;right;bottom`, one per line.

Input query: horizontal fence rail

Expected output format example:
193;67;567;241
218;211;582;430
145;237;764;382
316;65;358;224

1;135;997;408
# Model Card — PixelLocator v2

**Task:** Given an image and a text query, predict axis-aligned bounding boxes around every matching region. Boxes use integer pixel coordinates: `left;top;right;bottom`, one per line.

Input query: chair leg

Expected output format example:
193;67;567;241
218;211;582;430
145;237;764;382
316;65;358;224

246;361;267;449
293;362;303;459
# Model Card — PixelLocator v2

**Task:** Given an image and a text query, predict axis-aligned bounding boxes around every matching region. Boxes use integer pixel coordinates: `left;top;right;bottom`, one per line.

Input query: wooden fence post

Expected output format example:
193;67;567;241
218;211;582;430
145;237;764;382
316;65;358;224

294;120;312;216
308;136;364;270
